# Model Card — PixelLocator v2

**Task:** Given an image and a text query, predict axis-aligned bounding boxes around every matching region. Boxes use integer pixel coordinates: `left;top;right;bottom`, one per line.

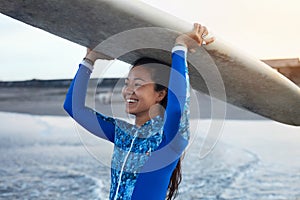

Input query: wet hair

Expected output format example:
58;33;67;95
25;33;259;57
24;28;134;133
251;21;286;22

132;57;183;200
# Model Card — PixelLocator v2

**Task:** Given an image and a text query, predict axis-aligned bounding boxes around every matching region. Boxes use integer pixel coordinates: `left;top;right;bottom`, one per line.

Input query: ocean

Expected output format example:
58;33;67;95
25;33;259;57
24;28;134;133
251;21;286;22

0;112;299;200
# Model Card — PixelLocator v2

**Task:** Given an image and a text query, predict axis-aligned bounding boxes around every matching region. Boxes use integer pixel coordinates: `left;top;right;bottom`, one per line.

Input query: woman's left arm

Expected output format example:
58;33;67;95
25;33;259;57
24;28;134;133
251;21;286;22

162;45;190;152
163;23;214;152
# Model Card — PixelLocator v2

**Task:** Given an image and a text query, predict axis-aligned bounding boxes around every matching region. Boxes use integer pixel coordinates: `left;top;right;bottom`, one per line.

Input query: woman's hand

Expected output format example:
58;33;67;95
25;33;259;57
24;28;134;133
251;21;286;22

85;48;113;64
175;23;214;53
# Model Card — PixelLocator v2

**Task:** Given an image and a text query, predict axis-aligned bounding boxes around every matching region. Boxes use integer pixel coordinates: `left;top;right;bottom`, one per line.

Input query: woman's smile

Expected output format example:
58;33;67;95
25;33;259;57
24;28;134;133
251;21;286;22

126;98;139;103
122;65;161;117
125;97;139;108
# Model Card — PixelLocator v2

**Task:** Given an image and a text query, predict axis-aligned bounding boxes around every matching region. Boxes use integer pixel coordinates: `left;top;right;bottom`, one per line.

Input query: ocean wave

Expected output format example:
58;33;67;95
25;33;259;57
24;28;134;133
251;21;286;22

0;163;109;200
1;113;300;199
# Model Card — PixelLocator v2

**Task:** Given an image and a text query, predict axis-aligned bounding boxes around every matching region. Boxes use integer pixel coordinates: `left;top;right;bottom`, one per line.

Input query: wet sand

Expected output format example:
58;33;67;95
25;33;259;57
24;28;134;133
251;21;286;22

0;86;264;120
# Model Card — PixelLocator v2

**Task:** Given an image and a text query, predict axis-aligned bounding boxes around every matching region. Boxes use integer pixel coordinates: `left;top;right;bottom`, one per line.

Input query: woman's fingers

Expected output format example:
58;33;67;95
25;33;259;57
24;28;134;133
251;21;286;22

205;37;215;45
197;25;205;45
193;24;209;46
197;25;215;46
176;23;214;52
198;25;205;35
201;26;209;39
192;23;202;44
194;23;200;33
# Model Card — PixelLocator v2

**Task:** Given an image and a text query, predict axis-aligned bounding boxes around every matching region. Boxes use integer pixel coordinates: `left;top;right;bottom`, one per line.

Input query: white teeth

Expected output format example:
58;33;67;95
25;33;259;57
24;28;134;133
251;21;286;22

127;99;138;103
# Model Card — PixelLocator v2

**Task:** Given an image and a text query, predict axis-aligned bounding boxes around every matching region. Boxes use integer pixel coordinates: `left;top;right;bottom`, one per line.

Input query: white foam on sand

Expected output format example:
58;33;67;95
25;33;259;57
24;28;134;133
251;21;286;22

187;118;300;165
0;111;79;147
220;119;300;167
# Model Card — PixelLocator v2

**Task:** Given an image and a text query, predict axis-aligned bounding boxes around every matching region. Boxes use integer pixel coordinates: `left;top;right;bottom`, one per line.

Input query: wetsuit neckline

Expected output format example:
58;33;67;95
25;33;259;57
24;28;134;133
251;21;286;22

134;115;163;129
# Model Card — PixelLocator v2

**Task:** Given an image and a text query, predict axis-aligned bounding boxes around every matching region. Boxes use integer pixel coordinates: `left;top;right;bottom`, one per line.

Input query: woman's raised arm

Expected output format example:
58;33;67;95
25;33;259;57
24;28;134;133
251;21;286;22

63;49;116;142
163;23;214;152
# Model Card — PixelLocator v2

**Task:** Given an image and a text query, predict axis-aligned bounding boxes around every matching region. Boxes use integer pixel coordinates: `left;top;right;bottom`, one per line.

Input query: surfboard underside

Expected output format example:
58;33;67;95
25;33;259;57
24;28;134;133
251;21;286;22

1;0;300;126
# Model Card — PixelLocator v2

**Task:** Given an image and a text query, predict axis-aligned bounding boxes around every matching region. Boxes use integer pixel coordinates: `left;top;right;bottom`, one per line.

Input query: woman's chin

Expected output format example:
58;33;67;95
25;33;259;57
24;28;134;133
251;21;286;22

125;108;136;115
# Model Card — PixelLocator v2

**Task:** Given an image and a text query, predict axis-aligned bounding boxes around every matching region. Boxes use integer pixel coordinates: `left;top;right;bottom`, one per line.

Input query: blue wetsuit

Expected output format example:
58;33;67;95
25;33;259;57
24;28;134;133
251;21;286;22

64;45;190;200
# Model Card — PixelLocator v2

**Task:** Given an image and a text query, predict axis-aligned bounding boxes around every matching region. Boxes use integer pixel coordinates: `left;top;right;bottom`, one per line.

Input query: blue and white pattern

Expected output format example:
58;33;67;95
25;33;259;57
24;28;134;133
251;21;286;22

64;46;190;200
110;116;164;199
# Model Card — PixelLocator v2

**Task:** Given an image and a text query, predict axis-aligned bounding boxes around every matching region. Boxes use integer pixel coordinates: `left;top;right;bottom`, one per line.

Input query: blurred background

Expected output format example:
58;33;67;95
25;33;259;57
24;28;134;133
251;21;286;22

0;0;299;199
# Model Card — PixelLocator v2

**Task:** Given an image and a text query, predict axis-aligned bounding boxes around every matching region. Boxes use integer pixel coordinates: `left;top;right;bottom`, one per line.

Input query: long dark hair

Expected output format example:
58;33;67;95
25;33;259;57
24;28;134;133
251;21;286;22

132;57;183;200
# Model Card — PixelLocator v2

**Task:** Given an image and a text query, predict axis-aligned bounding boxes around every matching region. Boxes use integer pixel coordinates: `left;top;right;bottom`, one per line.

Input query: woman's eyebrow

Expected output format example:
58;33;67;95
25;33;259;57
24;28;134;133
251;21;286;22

125;77;146;82
134;78;146;82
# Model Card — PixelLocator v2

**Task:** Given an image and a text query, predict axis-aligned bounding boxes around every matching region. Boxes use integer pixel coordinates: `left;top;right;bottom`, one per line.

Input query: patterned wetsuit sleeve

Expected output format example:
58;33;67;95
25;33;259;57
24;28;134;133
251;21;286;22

63;62;115;142
163;45;190;152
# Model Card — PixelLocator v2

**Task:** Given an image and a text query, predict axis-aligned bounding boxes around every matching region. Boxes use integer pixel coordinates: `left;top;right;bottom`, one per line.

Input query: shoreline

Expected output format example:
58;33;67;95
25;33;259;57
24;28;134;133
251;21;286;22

0;86;265;120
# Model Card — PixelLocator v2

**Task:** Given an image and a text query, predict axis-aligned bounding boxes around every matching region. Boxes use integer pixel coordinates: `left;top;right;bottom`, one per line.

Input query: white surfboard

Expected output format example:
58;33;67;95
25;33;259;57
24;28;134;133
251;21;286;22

1;0;300;126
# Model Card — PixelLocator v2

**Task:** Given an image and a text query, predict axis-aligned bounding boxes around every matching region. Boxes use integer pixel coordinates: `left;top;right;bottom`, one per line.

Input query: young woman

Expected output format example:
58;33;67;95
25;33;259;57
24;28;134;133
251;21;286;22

64;23;214;200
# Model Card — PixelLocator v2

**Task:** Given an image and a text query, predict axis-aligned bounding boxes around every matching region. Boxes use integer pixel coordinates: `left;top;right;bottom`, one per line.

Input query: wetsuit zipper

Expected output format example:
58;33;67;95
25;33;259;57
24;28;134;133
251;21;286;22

114;130;138;200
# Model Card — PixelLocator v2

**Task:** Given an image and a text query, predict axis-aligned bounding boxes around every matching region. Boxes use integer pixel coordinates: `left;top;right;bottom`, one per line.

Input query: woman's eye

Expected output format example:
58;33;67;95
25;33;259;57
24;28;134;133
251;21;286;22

135;83;142;87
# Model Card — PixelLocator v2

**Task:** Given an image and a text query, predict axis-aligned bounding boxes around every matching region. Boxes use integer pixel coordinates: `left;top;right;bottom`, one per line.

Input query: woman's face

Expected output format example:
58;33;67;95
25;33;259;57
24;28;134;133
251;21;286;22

122;65;165;116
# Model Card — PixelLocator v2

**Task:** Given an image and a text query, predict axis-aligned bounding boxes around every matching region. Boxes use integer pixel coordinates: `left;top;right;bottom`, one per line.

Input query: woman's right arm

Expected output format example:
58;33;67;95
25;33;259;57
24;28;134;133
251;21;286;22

63;53;115;142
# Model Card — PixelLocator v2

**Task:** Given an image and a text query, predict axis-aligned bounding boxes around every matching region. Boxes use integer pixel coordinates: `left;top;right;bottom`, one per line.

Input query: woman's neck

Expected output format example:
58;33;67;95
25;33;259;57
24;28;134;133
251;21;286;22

135;114;151;127
135;104;163;127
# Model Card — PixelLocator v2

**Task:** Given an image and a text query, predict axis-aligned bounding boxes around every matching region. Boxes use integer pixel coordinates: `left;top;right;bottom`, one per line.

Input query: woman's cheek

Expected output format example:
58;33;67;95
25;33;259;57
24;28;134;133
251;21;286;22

121;87;126;99
134;87;142;95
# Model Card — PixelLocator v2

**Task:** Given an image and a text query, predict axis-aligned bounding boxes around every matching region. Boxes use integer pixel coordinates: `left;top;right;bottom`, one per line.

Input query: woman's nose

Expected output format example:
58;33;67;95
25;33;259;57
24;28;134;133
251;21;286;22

123;85;134;95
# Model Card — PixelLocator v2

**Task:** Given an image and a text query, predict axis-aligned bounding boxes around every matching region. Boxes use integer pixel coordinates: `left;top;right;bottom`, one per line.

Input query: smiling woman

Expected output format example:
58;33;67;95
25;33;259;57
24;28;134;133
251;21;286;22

63;23;213;199
122;58;170;126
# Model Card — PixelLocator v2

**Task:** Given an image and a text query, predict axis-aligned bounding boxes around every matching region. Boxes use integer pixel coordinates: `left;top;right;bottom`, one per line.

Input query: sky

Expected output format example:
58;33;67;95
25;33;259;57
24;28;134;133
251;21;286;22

1;0;300;81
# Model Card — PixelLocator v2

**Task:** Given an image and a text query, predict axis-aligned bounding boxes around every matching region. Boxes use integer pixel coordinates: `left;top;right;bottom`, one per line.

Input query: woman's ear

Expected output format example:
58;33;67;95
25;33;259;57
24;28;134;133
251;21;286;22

156;89;167;103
